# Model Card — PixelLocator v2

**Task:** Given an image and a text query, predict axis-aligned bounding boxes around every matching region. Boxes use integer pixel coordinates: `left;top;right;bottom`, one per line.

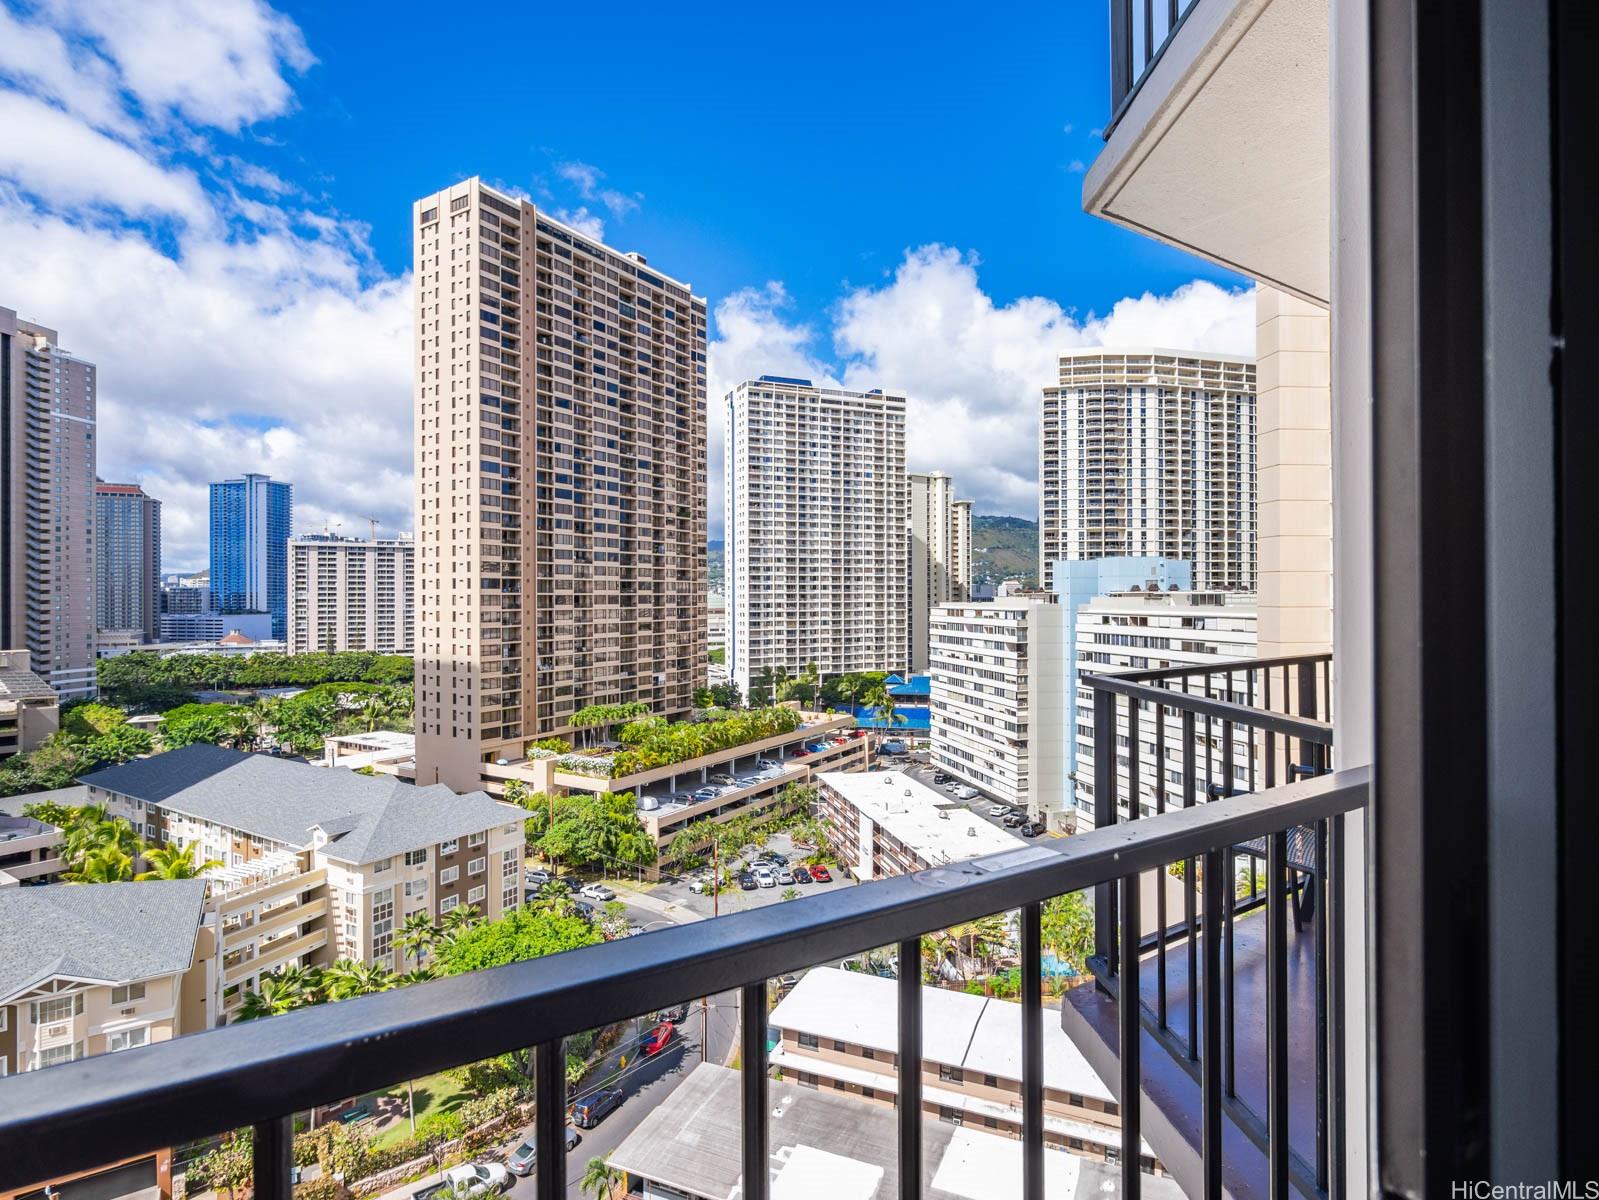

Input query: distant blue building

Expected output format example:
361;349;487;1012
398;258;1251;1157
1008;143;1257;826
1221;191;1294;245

1051;557;1192;784
209;473;293;640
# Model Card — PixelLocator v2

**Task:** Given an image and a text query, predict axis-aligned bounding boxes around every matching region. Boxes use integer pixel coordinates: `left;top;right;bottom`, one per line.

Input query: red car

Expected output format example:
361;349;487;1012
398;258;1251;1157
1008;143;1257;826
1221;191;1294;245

642;1021;674;1056
808;864;832;883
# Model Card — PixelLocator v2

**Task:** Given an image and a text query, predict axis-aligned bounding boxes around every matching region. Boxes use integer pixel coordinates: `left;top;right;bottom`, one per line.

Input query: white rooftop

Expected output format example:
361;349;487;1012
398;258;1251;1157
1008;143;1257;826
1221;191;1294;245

771;1144;882;1200
770;967;1114;1103
818;771;1022;865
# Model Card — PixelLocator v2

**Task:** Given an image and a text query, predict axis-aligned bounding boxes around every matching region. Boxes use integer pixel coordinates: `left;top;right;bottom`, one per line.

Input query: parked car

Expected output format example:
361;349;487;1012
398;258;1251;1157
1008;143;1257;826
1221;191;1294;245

932;771;952;784
1021;821;1046;837
571;1088;624;1129
658;1004;689;1023
737;872;757;891
506;1128;580;1176
580;882;616;901
642;1021;675;1056
791;748;809;758
691;787;719;802
753;868;776;889
688;875;713;894
791;867;812;885
809;864;833;883
572;900;597;921
1003;812;1028;828
710;772;736;786
412;1163;510;1200
755;758;781;771
949;786;980;800
879;740;907;755
524;867;552;887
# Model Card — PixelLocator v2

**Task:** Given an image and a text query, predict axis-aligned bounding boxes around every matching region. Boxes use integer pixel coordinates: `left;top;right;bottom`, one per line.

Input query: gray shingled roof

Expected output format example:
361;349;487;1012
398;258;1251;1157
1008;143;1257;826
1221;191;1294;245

0;880;206;1002
80;745;521;865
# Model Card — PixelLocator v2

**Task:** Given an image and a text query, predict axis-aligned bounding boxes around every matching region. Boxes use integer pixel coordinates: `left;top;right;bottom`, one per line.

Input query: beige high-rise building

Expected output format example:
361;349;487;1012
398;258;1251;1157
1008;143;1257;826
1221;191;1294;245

906;471;974;673
1039;349;1257;597
288;534;415;655
723;378;907;695
413;180;708;791
1;307;97;699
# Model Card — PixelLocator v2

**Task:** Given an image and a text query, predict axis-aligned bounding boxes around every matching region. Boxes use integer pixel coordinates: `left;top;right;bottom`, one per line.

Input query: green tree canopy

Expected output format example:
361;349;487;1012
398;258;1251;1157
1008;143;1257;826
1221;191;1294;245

434;907;601;975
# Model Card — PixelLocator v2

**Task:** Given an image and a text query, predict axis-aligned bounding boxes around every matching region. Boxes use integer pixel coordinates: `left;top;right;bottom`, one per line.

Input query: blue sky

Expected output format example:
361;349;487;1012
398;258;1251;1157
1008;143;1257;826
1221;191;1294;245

0;0;1252;570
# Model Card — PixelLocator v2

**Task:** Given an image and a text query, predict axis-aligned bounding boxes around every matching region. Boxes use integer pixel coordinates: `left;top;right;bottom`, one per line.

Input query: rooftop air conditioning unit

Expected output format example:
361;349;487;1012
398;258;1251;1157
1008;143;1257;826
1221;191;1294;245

967;827;977;837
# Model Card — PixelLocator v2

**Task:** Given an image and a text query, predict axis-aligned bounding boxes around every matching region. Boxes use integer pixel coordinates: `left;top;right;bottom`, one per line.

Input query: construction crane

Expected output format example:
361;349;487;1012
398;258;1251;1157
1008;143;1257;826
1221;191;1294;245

363;515;380;540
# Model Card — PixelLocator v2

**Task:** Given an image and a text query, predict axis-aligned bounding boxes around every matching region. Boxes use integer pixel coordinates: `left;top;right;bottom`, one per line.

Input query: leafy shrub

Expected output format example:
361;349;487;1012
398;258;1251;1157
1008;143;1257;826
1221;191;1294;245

293;1177;347;1200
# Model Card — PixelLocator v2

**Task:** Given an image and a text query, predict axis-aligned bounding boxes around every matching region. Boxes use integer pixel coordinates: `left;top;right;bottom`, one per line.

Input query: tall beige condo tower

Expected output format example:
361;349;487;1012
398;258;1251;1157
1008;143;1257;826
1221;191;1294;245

289;533;415;654
724;379;908;695
907;471;974;673
1040;349;1257;595
413;181;707;791
1254;286;1331;658
1;307;97;698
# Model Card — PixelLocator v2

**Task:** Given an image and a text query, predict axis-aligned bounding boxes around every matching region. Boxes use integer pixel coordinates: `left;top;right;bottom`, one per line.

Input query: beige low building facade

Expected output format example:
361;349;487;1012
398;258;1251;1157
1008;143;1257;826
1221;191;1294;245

0;650;60;760
0;880;213;1076
769;968;1160;1174
80;745;524;1017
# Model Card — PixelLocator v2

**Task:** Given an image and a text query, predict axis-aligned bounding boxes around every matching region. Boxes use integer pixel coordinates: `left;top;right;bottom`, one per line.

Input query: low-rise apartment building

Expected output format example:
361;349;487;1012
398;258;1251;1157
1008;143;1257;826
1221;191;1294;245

928;594;1069;827
0;650;60;760
813;770;1021;880
0;788;76;887
0;880;213;1076
79;746;525;1018
769;968;1159;1173
482;708;868;873
1071;589;1258;829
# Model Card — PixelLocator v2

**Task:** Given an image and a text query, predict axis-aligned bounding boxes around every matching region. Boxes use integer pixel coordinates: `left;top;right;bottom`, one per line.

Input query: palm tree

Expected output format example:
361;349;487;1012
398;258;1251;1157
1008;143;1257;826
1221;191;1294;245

860;681;907;751
65;844;135;883
321;958;397;1000
397;913;439;966
236;967;317;1020
532;881;576;916
223;704;258;751
135;841;223;881
579;1157;618;1200
357;692;393;732
440;904;481;942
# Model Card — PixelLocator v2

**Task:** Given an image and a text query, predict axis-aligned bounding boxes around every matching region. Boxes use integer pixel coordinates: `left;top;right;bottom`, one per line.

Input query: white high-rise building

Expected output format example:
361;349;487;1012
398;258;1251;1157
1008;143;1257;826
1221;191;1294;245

1070;589;1257;830
929;594;1069;827
724;377;907;695
288;534;415;655
907;472;974;673
1040;349;1257;595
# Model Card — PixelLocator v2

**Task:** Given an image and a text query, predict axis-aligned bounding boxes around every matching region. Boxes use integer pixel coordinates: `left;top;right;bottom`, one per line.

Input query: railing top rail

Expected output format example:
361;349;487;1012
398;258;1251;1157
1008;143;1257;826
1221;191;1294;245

1084;670;1336;746
0;768;1367;1191
1100;652;1333;686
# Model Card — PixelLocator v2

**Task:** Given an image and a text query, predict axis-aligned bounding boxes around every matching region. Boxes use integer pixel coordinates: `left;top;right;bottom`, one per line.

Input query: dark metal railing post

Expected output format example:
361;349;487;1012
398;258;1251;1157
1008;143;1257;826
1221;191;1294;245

1022;903;1045;1200
1110;0;1134;116
1183;707;1198;1055
898;938;923;1200
1094;688;1120;972
1267;832;1290;1199
1202;848;1226;1199
534;1040;565;1200
1314;820;1331;1189
1327;814;1348;1200
252;1116;293;1200
1155;703;1168;1029
1118;876;1143;1199
741;980;769;1200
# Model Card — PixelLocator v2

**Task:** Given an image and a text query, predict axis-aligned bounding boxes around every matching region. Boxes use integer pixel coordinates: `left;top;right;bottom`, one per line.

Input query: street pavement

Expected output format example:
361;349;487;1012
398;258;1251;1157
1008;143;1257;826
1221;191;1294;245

496;987;739;1198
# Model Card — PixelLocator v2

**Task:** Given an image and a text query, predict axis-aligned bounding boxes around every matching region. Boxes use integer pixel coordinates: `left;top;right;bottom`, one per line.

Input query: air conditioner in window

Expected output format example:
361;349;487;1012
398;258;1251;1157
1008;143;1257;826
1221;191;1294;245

119;1007;136;1016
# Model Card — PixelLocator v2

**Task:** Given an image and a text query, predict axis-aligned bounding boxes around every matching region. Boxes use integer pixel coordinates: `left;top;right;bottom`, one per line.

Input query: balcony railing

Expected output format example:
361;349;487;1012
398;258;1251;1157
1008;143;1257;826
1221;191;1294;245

1108;0;1204;134
1080;654;1340;1199
0;733;1363;1200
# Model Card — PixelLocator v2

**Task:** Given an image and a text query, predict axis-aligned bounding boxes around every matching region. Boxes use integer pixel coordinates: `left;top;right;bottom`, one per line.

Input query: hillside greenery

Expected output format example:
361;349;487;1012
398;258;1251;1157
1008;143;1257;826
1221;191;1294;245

970;514;1038;588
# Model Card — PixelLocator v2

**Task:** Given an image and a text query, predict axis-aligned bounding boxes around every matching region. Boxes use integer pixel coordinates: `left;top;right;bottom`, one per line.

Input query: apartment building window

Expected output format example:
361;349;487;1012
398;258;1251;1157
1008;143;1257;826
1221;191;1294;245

440;839;458;854
372;888;395;961
468;832;486;848
938;1106;963;1126
31;994;82;1024
107;1027;149;1053
404;879;428;899
468;857;486;875
798;1032;819;1050
404;849;427;867
0;1009;7;1033
939;1065;964;1084
467;885;486;904
110;983;145;1006
501;884;518;912
501;850;518;878
0;1055;7;1077
983;1073;999;1088
440;866;459;884
373;858;392;874
440;895;460;914
33;1042;83;1069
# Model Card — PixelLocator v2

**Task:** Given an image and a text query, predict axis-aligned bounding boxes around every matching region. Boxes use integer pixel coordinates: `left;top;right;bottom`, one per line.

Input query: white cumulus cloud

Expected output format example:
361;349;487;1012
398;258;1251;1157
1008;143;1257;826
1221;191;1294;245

705;247;1254;536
